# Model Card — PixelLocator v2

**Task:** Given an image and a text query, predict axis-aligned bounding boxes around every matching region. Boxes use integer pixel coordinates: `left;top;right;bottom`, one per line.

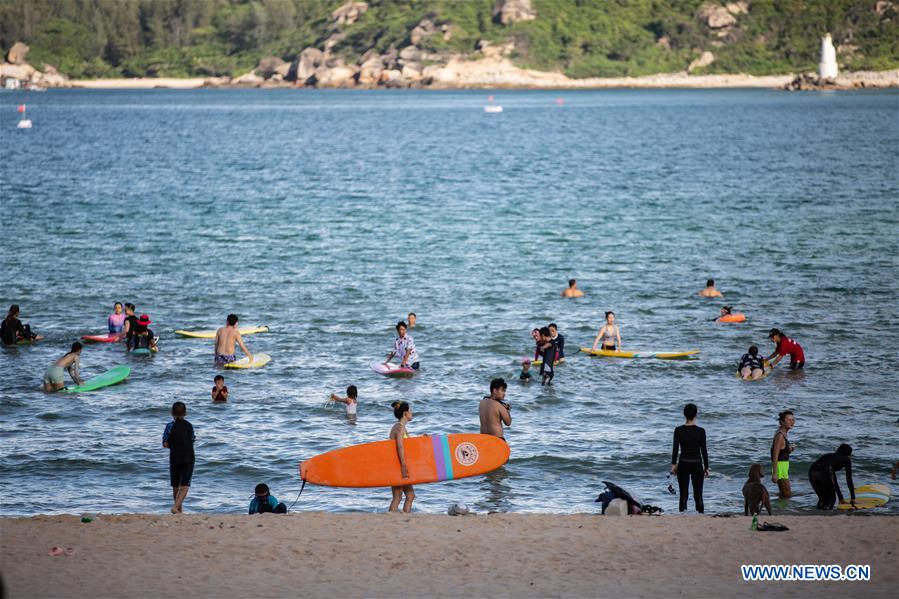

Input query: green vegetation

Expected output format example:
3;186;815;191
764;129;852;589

1;0;896;79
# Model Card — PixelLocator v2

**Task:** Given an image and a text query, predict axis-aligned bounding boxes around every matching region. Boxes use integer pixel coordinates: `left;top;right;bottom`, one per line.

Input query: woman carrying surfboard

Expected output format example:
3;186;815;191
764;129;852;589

384;321;419;370
388;401;415;513
592;311;621;351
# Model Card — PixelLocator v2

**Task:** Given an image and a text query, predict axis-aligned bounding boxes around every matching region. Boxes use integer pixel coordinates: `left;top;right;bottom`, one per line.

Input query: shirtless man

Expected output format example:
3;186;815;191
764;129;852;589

698;279;723;298
479;378;511;440
407;312;417;328
561;279;584;298
214;314;252;366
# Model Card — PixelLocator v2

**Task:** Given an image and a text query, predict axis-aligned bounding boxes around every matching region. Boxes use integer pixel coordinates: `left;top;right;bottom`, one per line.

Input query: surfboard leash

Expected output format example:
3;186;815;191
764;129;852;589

287;479;307;513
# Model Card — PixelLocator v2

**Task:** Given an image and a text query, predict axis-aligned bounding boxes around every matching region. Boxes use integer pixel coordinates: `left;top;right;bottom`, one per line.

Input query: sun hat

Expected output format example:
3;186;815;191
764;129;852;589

137;314;152;326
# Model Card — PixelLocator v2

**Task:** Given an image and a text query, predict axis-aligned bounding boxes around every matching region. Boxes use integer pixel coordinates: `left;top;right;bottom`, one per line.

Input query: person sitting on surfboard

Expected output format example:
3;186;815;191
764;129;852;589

808;444;855;510
214;314;253;366
592;311;621;351
479;378;511;439
388;401;415;513
128;314;157;352
548;323;565;361
42;342;84;392
738;345;766;380
330;385;358;420
561;278;584;298
765;328;805;370
698;279;723;298
1;304;43;345
107;302;125;334
384;321;418;370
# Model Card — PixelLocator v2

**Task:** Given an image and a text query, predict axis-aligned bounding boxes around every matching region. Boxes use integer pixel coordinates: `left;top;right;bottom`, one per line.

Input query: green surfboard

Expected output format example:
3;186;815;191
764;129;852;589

61;365;131;393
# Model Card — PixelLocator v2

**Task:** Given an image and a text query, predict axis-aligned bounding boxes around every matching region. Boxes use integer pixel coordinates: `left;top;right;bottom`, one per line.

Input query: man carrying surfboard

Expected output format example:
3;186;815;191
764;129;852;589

479;378;511;440
214;314;253;366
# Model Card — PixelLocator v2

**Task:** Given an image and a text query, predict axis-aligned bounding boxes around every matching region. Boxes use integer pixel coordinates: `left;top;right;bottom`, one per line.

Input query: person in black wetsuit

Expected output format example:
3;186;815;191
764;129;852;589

537;327;556;386
162;401;195;514
671;403;709;513
808;444;855;510
1;304;42;345
548;323;565;361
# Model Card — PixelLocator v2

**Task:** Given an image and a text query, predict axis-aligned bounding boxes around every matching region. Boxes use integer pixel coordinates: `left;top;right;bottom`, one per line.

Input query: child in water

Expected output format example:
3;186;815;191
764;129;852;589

519;360;532;382
389;401;415;513
211;375;228;402
738;345;766;380
107;302;125;334
329;385;358;420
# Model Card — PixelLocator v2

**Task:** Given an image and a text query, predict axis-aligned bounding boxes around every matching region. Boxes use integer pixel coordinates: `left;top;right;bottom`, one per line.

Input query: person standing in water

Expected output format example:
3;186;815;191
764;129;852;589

107;302;125;335
548;323;565;361
388;401;415;513
770;410;795;498
592;311;621;351
808;444;855;510
42;342;84;391
698;279;723;298
214;314;253;366
122;303;138;344
479;378;511;440
407;312;417;328
384;321;419;370
766;328;805;370
671;403;709;513
561;279;584;298
329;385;358;421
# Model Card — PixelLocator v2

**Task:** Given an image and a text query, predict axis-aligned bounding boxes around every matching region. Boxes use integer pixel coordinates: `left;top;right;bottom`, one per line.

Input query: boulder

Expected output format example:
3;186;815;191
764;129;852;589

0;62;36;81
725;1;749;15
688;51;716;72
232;71;264;87
380;69;403;87
289;47;324;82
410;19;437;45
6;41;29;65
257;56;287;79
331;2;368;26
323;32;345;52
493;0;537;25
401;65;422;81
399;46;422;62
315;65;357;88
35;64;68;87
698;2;737;30
357;57;384;85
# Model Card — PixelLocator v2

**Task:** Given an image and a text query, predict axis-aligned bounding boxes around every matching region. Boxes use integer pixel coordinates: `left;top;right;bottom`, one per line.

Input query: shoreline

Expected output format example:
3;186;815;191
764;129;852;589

2;513;896;597
58;68;899;91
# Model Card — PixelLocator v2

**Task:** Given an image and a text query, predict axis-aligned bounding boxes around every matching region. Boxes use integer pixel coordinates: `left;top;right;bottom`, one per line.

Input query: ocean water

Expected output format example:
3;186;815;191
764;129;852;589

1;88;897;516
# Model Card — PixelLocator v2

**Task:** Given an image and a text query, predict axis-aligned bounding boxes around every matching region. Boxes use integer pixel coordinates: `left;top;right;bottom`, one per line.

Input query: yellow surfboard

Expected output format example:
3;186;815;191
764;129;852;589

175;325;269;339
579;347;700;359
224;353;271;369
837;484;891;510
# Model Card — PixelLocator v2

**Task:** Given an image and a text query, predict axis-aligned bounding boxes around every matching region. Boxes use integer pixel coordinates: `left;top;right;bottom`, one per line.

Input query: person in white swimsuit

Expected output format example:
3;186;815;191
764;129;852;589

330;385;358;421
592;311;621;351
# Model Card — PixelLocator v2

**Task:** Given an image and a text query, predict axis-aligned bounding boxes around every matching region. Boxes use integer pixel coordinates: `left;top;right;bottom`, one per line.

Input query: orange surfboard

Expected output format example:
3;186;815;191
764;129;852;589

300;433;510;488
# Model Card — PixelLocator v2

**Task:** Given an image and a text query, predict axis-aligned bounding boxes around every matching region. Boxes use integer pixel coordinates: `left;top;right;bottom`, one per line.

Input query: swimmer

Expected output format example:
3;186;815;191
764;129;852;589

742;464;772;516
107;302;125;334
716;306;733;321
214;314;252;366
537;327;556;385
519;360;532;382
770;410;795;498
738;345;765;380
766;328;805;369
548;323;565;361
1;304;43;345
211;374;228;402
407;312;417;328
592;311;621;351
808;444;855;510
698;279;723;298
42;342;84;392
329;385;358;420
388;401;415;513
479;378;511;439
561;278;584;298
384;321;419;370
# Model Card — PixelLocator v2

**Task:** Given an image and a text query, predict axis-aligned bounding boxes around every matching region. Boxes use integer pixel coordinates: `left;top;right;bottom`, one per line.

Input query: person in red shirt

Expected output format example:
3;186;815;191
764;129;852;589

766;328;805;369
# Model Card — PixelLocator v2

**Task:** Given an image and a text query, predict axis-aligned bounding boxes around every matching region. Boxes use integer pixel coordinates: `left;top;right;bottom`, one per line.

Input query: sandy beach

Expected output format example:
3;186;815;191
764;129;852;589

2;513;896;598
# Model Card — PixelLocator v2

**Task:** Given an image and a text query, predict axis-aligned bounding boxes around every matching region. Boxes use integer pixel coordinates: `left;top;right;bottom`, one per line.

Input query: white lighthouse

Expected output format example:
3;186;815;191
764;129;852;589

819;33;838;80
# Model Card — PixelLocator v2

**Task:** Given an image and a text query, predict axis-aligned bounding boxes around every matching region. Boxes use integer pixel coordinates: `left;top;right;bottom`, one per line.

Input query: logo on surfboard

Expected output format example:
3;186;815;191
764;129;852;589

454;442;479;466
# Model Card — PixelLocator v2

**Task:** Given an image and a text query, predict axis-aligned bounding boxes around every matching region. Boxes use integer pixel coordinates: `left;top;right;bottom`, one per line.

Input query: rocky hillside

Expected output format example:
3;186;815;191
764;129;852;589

1;0;897;88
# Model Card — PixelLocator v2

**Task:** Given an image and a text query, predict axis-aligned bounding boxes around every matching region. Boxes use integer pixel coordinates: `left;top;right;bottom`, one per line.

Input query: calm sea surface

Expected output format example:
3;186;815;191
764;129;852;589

1;88;897;516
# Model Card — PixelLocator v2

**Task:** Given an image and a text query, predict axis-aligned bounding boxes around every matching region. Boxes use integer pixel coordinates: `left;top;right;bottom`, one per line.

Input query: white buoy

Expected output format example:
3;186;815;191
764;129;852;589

17;118;32;129
819;33;838;80
484;105;503;113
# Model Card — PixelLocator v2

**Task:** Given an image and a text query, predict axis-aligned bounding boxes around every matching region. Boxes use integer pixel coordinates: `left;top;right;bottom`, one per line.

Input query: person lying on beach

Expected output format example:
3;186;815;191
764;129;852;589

128;314;157;351
2;304;43;345
214;314;252;366
330;385;358;419
742;464;772;516
107;302;125;334
162;401;195;514
42;342;84;392
384;321;419;370
211;375;228;402
592;311;620;351
519;360;532;382
738;345;765;380
698;279;723;298
809;444;855;510
389;401;415;513
548;323;565;361
766;328;805;370
561;278;584;298
248;483;287;514
479;378;511;440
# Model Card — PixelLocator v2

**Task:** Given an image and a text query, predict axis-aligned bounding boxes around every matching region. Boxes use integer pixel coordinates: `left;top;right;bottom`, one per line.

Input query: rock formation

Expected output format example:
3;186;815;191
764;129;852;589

331;2;368;26
688;51;716;73
6;41;29;64
493;0;536;25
